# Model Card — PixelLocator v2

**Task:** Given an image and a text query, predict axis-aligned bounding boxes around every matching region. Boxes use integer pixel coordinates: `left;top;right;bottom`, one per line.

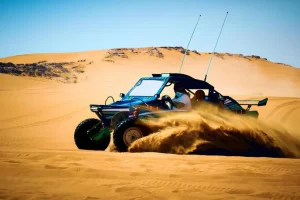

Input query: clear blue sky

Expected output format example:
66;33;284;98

1;0;299;67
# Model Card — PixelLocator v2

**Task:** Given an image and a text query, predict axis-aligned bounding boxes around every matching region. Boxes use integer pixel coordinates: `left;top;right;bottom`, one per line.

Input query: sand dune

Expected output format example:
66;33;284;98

0;47;300;199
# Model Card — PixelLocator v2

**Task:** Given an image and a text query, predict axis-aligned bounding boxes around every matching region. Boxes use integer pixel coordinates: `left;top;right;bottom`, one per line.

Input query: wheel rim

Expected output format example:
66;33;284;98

123;127;143;146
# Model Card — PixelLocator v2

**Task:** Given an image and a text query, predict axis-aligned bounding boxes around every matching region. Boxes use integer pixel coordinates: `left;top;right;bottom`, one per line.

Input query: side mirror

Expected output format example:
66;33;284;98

154;94;160;99
120;93;125;98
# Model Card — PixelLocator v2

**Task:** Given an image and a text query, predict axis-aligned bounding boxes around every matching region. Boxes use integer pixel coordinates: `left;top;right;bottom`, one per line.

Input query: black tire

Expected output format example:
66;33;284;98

113;118;151;152
74;118;110;150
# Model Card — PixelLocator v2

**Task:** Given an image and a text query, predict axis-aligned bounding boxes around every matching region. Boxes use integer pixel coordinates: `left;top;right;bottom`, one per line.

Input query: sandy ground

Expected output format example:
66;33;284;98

0;48;300;199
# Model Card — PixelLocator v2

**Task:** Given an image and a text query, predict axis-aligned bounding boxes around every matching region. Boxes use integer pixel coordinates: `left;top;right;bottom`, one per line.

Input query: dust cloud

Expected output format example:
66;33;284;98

128;103;300;158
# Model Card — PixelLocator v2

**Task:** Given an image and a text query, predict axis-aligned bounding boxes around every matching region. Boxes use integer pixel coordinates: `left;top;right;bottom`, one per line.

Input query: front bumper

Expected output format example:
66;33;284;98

90;104;131;126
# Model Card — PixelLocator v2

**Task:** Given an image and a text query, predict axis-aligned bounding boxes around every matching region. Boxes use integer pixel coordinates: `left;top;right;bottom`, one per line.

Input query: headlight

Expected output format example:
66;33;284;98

91;106;98;111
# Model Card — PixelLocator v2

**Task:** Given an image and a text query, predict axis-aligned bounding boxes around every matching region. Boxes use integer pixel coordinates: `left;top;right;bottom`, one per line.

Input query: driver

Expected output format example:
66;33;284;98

164;82;192;110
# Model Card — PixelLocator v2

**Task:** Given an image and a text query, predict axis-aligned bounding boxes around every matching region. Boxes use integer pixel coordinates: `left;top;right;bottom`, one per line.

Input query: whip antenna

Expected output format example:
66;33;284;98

204;11;228;82
178;14;201;73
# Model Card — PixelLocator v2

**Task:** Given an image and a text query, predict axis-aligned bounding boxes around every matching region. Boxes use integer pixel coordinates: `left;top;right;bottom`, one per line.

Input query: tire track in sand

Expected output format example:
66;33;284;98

0;98;89;124
249;166;300;175
139;180;300;199
266;100;300;119
0;106;86;131
139;179;254;195
281;106;300;123
250;192;300;200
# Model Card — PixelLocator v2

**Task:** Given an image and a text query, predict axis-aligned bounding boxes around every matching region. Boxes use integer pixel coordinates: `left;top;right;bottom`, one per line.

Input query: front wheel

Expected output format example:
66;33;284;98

74;118;111;150
113;118;150;152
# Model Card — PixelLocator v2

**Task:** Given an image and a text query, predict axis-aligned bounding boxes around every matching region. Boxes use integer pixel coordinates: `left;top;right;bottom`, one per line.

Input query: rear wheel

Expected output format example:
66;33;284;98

74;118;111;150
113;118;150;152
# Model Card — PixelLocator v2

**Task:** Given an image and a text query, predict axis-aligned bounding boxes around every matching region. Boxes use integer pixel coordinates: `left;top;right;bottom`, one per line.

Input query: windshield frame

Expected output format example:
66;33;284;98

123;77;169;99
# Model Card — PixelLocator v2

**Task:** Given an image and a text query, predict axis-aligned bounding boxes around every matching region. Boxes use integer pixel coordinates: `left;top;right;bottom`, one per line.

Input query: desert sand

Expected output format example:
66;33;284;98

0;47;300;200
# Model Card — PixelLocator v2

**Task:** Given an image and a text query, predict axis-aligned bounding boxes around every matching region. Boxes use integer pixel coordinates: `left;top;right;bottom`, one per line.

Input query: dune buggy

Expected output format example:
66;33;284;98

74;73;268;151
